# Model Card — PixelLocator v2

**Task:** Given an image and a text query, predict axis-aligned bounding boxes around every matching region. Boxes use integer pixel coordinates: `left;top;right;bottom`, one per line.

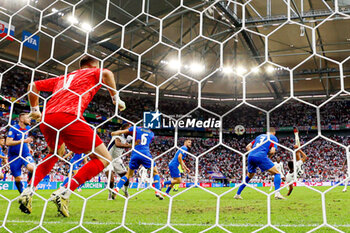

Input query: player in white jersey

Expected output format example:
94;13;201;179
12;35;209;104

137;166;149;191
104;124;132;200
341;158;348;192
269;157;285;191
285;145;308;196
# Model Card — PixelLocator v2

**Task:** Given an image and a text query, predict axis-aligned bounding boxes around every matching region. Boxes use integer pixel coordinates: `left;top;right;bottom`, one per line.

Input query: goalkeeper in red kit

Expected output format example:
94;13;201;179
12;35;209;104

18;55;126;217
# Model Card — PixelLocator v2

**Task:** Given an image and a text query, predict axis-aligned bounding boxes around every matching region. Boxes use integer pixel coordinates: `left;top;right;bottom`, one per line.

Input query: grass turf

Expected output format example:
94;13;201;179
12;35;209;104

0;186;349;233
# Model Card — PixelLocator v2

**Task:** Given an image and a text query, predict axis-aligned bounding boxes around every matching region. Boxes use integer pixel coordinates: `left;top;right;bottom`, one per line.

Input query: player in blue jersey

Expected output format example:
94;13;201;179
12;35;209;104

0;135;8;180
6;113;35;195
163;139;192;195
61;151;87;192
112;126;163;200
234;128;285;200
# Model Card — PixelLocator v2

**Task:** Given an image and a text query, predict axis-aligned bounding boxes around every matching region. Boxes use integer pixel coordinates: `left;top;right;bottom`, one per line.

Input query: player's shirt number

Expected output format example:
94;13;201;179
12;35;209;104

141;134;148;145
64;74;75;89
256;136;267;147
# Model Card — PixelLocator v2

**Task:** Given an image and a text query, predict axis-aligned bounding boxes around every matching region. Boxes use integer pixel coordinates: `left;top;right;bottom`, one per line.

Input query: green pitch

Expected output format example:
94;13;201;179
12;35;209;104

0;186;349;233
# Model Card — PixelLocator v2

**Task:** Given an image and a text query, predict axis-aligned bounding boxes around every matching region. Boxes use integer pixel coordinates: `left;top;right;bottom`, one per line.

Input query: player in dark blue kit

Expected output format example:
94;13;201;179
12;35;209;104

0;135;8;180
113;126;163;200
6;113;34;194
163;139;192;195
234;128;285;200
61;152;87;191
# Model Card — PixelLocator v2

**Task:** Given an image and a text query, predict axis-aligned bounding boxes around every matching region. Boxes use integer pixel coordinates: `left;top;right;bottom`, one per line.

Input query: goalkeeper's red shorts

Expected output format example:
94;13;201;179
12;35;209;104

40;113;103;154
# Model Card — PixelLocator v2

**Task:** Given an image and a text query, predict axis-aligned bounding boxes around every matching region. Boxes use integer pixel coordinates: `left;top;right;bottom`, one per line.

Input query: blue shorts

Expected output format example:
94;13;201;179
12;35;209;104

129;151;154;170
169;163;180;178
9;154;34;177
247;156;274;173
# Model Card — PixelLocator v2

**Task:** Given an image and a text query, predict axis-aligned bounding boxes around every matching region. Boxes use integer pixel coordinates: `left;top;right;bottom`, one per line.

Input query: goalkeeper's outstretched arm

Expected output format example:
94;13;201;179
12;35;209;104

102;69;125;111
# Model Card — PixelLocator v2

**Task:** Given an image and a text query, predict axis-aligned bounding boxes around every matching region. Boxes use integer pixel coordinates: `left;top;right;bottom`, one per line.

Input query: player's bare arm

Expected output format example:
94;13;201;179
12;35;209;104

298;149;308;163
6;136;33;146
178;153;189;173
246;143;253;151
269;147;276;157
342;158;347;171
27;83;41;121
102;69;126;111
114;138;132;148
111;129;129;136
62;151;74;160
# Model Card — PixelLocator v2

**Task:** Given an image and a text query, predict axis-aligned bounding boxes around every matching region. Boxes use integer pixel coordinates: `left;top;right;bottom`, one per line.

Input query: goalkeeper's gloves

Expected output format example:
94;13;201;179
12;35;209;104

29;106;41;122
112;94;126;111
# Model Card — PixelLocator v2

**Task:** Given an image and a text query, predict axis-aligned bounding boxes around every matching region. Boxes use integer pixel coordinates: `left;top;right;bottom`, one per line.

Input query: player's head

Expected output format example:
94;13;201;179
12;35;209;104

288;160;294;172
121;123;131;130
79;55;99;69
184;139;192;148
19;113;31;126
269;127;276;135
276;156;281;163
0;135;4;146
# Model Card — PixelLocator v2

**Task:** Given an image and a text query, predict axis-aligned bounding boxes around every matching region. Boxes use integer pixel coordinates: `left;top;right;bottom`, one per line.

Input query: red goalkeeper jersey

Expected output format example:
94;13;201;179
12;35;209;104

34;68;104;116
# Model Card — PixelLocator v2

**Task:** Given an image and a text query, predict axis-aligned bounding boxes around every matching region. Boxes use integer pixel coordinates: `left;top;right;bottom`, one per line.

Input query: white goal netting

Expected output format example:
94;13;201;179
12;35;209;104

0;0;350;232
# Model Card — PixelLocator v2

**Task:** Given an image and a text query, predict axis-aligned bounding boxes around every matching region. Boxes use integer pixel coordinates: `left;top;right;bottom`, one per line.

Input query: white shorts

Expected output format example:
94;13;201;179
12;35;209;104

103;158;127;175
285;172;294;183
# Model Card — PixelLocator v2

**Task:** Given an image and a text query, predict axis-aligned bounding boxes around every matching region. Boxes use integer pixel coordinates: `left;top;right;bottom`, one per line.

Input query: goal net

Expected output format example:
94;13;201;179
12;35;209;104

0;0;349;232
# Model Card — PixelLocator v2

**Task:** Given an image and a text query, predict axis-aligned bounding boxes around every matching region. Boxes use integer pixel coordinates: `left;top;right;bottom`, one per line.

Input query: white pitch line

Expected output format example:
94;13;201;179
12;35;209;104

3;220;350;227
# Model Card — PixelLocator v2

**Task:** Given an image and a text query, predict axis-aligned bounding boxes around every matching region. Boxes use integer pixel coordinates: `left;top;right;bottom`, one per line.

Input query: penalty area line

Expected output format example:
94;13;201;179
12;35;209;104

3;220;350;227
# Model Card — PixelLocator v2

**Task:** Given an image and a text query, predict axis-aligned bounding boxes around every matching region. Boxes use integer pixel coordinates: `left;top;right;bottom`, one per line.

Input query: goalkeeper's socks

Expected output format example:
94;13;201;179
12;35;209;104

15;181;23;193
66;158;104;191
33;153;58;187
166;186;172;194
274;174;281;191
237;176;251;195
153;174;161;190
164;180;171;186
117;176;128;190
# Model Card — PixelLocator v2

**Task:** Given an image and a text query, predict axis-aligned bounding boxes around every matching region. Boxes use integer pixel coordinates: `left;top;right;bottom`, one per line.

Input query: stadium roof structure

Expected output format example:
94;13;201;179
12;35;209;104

0;0;349;102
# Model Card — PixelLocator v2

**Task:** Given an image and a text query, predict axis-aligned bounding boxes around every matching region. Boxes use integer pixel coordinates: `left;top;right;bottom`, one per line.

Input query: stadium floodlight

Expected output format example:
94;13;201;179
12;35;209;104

236;66;247;75
168;59;181;70
81;22;93;32
266;65;275;73
67;15;79;24
190;62;205;73
222;66;233;74
51;8;58;13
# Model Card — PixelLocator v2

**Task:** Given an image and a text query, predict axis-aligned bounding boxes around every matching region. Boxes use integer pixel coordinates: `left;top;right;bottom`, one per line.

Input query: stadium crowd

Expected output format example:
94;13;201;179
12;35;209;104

0;124;348;184
0;66;349;185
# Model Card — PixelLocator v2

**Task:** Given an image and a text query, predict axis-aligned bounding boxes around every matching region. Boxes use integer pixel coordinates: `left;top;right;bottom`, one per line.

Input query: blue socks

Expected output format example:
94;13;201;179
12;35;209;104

62;177;69;187
153;175;161;190
117;176;128;189
274;174;281;191
164;180;172;193
15;181;23;193
237;176;251;195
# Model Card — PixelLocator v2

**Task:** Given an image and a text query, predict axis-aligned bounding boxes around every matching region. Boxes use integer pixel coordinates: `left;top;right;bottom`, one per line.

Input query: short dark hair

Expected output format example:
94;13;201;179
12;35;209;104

79;55;98;68
121;123;131;130
19;113;28;119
